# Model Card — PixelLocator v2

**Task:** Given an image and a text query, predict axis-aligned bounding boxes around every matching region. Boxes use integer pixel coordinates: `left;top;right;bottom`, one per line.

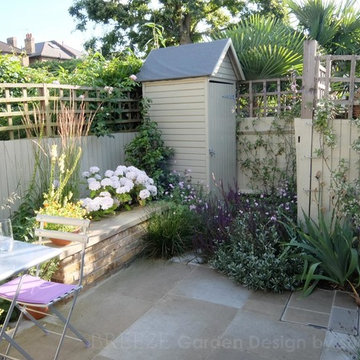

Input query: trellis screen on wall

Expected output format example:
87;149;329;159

315;54;360;118
237;75;303;118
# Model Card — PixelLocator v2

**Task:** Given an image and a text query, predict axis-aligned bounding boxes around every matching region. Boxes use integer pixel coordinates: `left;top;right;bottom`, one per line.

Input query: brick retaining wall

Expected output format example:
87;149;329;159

50;206;157;287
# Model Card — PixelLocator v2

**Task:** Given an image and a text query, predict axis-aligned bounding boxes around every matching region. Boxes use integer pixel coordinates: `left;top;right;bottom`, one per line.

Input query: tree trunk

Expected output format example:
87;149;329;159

179;13;192;44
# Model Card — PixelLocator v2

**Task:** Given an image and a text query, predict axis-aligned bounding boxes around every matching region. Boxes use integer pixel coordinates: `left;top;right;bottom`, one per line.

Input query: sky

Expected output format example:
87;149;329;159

0;0;356;52
0;0;104;51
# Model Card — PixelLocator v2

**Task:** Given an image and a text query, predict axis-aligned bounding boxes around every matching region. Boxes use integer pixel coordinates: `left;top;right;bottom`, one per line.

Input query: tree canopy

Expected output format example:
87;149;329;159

69;0;288;55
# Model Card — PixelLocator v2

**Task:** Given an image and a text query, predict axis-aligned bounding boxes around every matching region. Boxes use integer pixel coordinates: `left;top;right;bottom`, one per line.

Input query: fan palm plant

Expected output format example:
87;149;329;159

288;0;360;55
213;15;305;79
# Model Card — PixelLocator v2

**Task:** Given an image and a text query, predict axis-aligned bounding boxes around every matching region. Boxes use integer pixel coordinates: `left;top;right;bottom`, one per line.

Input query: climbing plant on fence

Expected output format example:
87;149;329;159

237;109;297;194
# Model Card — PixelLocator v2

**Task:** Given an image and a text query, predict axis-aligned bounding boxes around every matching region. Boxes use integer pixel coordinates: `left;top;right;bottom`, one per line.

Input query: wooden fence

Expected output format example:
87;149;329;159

296;40;360;220
0;83;142;140
236;40;360;221
0;133;137;218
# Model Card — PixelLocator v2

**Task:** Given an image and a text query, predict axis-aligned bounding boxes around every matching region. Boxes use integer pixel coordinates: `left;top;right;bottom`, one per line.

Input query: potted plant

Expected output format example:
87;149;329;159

37;144;87;245
37;196;86;245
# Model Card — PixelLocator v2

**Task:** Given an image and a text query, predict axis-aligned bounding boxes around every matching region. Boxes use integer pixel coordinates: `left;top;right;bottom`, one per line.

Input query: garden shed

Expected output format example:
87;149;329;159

137;39;245;189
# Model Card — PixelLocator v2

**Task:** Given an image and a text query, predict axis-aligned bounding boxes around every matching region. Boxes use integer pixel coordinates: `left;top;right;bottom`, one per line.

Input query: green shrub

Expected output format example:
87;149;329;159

211;213;301;292
143;203;197;259
0;51;142;89
125;101;174;194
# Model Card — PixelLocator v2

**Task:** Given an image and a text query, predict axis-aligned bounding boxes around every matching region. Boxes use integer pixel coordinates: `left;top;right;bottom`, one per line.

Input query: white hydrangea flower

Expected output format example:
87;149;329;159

95;174;102;180
82;171;90;178
116;186;129;194
110;175;119;182
81;197;101;212
105;170;114;178
101;178;113;187
119;177;128;186
126;181;134;190
87;177;96;183
148;178;154;185
80;198;91;207
126;171;137;181
89;166;100;174
115;165;127;176
99;191;111;197
89;181;101;191
146;185;157;196
118;178;134;190
126;166;139;173
99;196;114;210
135;173;149;185
89;198;101;212
111;179;120;189
139;189;151;200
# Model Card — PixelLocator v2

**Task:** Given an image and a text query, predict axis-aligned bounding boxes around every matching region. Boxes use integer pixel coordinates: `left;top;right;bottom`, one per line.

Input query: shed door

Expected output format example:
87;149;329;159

208;81;237;191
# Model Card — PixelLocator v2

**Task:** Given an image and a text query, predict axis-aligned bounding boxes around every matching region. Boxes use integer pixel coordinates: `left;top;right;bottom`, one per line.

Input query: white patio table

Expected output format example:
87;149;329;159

0;240;62;360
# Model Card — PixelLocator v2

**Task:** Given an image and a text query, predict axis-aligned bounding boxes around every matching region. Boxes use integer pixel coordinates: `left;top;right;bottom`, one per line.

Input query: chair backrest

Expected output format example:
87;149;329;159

35;214;90;285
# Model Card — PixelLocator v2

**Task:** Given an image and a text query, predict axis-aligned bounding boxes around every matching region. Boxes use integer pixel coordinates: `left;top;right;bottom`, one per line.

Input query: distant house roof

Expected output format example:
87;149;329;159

137;39;245;82
30;41;82;60
0;41;22;55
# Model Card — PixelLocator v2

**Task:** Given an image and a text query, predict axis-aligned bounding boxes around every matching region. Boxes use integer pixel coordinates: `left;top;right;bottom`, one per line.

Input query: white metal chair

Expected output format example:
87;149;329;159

0;214;90;360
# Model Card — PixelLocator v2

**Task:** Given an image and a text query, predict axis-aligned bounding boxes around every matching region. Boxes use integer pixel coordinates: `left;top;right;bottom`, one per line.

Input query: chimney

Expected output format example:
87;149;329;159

7;37;17;49
24;33;35;54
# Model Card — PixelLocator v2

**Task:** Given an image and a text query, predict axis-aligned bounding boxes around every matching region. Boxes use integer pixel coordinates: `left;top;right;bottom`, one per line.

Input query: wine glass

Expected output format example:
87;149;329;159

0;219;14;253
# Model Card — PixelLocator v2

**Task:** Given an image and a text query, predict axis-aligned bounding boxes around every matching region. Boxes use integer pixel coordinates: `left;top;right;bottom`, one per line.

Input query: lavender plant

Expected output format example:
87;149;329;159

192;181;297;257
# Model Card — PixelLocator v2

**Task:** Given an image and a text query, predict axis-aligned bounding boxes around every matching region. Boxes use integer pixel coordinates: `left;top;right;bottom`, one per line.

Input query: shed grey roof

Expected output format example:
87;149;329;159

137;39;245;82
30;41;82;60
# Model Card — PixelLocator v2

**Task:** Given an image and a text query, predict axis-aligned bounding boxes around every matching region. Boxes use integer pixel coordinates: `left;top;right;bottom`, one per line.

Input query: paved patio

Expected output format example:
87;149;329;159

1;258;358;360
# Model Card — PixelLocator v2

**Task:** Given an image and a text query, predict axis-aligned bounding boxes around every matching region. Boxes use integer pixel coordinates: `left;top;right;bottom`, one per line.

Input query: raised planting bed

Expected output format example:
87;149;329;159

47;205;159;287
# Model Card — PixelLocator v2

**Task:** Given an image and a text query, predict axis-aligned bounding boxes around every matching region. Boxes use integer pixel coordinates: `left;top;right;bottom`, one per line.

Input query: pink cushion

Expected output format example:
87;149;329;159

0;274;77;305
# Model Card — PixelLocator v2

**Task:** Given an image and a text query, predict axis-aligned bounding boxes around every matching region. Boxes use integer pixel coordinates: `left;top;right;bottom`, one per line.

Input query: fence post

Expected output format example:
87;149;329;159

296;40;318;223
5;88;14;140
301;40;318;119
40;84;52;136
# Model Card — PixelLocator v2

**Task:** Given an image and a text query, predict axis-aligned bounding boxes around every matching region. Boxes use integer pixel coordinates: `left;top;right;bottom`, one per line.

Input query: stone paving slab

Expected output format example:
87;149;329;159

242;291;291;320
334;291;357;310
0;323;103;360
282;307;330;328
99;294;238;360
320;330;360;360
286;289;335;314
329;307;359;336
4;259;358;360
281;289;335;329
168;265;250;309
95;258;195;303
218;310;325;360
